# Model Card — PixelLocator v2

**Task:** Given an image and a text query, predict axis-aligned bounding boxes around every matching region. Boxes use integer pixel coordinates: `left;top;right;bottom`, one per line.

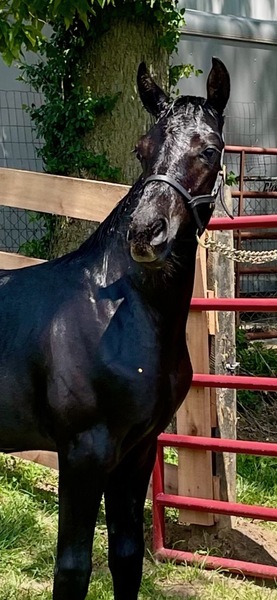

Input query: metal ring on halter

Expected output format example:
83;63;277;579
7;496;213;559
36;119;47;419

196;230;211;248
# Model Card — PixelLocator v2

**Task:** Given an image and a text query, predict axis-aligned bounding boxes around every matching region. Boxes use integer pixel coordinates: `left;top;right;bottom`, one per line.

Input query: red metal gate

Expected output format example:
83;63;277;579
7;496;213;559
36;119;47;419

152;213;277;580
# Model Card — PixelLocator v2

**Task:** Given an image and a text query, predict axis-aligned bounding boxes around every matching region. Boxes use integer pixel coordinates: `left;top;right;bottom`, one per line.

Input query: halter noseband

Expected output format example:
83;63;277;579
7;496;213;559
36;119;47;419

142;150;233;236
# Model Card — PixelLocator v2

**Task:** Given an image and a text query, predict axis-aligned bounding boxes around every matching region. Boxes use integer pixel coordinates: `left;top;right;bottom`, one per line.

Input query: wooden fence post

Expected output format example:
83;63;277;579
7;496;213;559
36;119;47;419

208;185;236;527
176;244;214;525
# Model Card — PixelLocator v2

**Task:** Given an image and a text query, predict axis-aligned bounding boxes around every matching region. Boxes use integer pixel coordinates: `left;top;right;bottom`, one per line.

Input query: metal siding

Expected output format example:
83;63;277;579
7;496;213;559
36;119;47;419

174;28;277;297
178;1;277;21
175;35;277;148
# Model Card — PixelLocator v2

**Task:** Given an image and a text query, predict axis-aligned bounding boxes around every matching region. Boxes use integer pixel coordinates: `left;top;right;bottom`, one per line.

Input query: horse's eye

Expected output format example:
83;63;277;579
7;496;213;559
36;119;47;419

201;147;220;162
134;146;143;162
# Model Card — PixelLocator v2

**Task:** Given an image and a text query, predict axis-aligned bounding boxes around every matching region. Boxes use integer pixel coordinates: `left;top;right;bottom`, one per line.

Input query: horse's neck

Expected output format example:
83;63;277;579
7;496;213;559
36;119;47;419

125;258;197;356
77;200;198;325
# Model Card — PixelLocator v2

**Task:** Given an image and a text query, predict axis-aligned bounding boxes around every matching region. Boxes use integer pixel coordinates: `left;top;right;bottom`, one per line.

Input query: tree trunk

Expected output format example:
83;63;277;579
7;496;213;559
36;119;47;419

50;17;168;258
81;18;168;184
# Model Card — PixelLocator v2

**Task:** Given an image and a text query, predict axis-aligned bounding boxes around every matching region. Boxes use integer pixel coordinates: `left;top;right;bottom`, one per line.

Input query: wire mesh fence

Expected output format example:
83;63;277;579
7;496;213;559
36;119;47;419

225;146;277;332
0;89;46;254
225;100;277;149
0;89;43;171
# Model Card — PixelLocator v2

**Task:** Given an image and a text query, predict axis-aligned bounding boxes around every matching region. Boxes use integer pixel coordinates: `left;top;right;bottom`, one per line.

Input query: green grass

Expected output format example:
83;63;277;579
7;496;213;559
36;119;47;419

237;455;277;507
164;448;277;511
0;453;277;600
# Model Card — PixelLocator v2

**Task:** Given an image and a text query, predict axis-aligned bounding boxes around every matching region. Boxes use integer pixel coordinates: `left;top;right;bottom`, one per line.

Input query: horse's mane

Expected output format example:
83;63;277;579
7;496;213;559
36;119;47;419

75;175;144;256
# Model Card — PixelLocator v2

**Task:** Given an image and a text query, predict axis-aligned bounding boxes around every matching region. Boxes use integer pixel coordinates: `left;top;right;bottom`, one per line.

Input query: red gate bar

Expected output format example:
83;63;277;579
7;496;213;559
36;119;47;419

192;373;277;391
157;548;277;580
191;298;277;311
156;493;277;522
158;433;277;457
152;445;165;552
208;214;277;230
225;145;277;154
231;191;277;198
238;267;277;274
152;440;277;580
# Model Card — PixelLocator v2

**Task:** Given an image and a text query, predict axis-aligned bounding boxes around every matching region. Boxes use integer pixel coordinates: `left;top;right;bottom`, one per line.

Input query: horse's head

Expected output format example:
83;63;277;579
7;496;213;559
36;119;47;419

127;58;230;265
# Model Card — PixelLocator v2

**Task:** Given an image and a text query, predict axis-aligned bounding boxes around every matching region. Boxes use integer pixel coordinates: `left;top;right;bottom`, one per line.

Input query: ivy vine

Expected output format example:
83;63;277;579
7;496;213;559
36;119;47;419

19;20;121;258
19;22;120;180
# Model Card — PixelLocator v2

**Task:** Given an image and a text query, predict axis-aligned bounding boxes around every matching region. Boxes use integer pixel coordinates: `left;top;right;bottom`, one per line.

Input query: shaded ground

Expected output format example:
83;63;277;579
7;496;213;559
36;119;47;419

238;397;277;443
164;519;277;566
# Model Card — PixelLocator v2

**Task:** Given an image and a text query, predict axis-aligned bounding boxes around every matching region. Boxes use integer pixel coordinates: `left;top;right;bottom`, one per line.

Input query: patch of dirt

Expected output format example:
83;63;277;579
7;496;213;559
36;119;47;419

158;581;203;599
236;519;277;562
161;518;277;569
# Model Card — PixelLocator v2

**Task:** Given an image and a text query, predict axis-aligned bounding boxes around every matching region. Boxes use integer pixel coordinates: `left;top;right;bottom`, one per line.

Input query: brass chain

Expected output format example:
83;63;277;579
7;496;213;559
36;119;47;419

197;230;277;264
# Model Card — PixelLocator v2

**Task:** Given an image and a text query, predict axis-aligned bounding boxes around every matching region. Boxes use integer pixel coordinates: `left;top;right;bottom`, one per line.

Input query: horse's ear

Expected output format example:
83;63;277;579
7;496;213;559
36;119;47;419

137;62;169;118
206;57;230;114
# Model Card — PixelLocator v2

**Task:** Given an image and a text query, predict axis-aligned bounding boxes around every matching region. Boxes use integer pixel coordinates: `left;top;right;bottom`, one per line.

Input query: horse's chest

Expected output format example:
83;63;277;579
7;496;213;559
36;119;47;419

93;304;187;432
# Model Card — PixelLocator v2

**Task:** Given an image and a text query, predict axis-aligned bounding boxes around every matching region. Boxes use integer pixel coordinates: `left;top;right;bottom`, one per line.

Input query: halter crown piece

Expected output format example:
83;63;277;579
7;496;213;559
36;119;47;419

142;147;233;236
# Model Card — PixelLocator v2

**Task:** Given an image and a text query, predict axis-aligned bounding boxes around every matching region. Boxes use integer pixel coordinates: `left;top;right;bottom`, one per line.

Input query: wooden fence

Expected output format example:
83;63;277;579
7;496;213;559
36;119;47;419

0;166;233;527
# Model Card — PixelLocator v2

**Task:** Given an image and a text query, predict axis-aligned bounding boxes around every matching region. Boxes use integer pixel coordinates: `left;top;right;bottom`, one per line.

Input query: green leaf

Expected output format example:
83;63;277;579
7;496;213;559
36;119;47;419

75;0;91;27
23;29;37;47
1;47;15;66
53;0;63;12
64;16;72;29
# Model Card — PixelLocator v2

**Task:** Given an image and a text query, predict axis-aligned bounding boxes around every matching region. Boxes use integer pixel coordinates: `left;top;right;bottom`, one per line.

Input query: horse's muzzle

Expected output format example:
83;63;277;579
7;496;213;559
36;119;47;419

130;242;157;263
127;218;169;264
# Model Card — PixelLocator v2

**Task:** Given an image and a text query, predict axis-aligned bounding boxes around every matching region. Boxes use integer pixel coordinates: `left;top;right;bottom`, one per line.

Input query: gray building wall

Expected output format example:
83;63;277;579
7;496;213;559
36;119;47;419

181;1;277;20
175;4;277;297
174;7;277;211
1;5;277;168
176;7;277;148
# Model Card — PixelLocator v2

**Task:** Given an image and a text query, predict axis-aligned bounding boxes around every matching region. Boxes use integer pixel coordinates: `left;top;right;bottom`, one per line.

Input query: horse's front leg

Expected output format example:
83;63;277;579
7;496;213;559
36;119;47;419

104;437;157;600
53;432;109;600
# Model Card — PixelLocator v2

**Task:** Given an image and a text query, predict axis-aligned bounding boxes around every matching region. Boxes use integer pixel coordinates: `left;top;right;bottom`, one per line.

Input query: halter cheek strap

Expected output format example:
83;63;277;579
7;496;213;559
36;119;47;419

143;173;213;234
142;148;233;236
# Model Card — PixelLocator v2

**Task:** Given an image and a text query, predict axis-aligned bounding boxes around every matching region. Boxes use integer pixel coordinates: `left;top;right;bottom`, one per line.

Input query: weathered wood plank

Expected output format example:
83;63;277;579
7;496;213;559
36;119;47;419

0;167;130;222
12;451;58;470
0;251;45;270
177;245;214;525
207;186;236;522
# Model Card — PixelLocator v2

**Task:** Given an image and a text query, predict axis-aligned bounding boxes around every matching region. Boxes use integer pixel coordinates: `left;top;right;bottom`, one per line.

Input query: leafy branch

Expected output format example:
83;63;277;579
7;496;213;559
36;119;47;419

0;0;185;63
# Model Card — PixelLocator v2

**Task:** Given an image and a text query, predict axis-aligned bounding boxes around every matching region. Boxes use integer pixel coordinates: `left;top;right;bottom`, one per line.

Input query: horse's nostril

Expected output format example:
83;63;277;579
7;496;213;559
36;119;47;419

126;228;133;243
152;219;166;237
151;218;168;245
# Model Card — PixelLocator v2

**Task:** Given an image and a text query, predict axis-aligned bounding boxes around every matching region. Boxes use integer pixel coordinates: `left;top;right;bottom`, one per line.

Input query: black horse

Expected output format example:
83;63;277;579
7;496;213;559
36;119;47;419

0;58;230;600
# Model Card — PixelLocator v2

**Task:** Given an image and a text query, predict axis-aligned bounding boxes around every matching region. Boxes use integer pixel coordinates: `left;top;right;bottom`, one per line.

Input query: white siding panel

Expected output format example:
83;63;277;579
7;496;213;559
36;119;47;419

179;1;277;21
